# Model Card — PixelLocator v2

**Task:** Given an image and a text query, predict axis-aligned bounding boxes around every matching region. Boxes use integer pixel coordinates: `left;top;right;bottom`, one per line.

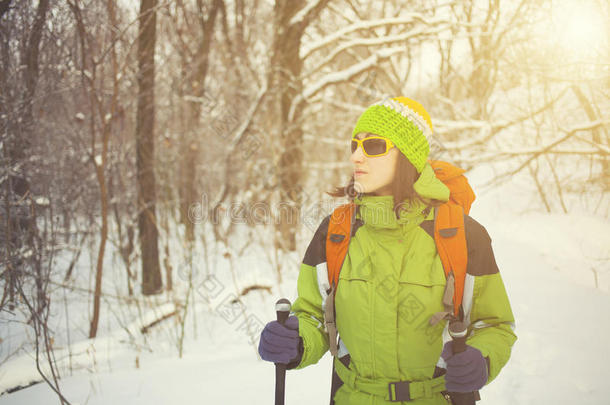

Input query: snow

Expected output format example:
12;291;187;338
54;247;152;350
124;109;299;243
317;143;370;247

1;163;609;405
34;197;50;206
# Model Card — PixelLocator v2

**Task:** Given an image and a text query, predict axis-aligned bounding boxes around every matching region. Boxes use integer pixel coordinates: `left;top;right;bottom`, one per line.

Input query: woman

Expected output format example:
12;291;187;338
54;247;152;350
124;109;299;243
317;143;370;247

258;97;517;404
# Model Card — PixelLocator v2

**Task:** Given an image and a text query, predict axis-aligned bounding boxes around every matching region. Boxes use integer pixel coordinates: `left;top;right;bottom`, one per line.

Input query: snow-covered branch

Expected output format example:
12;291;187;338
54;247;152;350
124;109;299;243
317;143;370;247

289;47;404;121
434;88;572;150
290;0;324;26
304;24;449;78
207;82;268;212
303;134;348;146
300;15;451;59
574;135;610;155
304;161;352;170
229;81;268;149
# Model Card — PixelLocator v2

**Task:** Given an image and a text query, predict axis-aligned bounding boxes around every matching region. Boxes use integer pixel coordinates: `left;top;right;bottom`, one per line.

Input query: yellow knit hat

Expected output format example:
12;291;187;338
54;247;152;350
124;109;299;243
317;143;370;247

352;97;433;172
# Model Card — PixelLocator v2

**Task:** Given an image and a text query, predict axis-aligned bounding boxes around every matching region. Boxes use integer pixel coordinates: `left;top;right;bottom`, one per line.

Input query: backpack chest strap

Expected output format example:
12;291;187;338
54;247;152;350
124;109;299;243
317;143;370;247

325;285;339;356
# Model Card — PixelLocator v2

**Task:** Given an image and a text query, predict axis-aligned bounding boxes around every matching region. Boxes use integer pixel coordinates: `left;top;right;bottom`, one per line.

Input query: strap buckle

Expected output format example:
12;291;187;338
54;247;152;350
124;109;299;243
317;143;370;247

388;380;411;402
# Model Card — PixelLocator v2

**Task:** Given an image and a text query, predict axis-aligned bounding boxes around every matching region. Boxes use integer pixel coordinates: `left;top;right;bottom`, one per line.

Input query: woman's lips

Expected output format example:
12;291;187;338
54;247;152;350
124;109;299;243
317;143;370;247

354;170;367;177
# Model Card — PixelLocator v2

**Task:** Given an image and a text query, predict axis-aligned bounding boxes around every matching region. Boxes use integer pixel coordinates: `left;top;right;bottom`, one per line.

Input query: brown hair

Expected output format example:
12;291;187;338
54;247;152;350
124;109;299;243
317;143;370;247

326;153;444;218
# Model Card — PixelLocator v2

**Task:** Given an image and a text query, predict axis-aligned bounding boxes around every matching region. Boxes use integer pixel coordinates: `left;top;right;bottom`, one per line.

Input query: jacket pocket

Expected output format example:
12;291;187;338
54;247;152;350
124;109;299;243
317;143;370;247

396;265;447;372
336;256;372;307
398;260;446;286
334;256;373;365
397;267;446;325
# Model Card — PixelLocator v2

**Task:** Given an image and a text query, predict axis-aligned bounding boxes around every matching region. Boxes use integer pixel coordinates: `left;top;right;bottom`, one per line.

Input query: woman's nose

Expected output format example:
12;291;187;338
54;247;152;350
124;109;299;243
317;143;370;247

350;144;365;163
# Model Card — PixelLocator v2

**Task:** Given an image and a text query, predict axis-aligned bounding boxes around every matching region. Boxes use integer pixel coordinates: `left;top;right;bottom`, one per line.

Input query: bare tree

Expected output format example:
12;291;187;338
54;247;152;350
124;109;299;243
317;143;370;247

169;0;223;243
14;200;71;404
67;0;127;338
1;0;49;311
137;0;163;295
0;3;73;401
268;0;331;253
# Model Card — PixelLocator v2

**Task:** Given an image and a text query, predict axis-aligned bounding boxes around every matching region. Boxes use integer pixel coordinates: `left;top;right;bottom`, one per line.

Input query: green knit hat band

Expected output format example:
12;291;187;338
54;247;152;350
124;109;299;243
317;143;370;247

352;98;432;172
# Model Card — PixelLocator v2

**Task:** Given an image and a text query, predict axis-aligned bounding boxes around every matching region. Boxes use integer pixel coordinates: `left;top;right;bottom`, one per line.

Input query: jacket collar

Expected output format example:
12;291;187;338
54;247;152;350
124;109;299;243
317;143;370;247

353;162;449;229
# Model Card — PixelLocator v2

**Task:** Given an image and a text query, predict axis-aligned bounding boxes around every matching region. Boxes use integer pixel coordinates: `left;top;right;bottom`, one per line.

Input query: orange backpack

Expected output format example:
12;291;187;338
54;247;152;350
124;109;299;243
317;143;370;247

323;160;476;356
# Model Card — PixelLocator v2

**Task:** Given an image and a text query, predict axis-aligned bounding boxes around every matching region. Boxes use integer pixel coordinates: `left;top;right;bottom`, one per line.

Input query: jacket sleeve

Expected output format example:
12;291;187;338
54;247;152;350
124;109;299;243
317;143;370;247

463;216;517;384
291;216;331;369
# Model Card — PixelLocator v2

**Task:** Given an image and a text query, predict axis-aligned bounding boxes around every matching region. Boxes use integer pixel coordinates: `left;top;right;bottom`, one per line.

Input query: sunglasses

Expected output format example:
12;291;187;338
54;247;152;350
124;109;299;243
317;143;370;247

351;136;395;157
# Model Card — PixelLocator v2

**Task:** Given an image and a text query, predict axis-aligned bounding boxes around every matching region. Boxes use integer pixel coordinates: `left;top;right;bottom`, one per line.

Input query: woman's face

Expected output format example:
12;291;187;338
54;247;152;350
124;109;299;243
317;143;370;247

350;132;398;196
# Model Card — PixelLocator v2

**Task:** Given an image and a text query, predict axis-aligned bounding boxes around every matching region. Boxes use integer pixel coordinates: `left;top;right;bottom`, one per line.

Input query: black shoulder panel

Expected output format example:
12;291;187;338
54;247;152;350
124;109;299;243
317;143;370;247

465;215;500;276
302;212;364;267
418;216;499;276
302;215;331;267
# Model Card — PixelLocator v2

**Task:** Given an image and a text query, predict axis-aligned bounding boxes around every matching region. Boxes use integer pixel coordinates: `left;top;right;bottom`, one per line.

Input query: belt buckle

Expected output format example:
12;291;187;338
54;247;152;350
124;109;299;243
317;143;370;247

388;380;411;402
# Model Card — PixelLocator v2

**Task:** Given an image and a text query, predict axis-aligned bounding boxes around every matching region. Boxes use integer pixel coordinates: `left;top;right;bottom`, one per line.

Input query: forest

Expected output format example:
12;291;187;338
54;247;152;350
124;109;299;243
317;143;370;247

0;0;608;404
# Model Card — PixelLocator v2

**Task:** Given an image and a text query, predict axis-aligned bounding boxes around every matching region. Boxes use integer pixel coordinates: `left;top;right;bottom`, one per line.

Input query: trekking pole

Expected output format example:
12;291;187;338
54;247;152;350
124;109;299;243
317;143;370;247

448;320;481;405
274;298;292;405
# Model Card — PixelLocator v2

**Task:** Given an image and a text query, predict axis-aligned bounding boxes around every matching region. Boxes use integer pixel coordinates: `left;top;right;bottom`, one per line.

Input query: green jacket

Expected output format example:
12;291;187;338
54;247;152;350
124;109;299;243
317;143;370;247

292;163;517;404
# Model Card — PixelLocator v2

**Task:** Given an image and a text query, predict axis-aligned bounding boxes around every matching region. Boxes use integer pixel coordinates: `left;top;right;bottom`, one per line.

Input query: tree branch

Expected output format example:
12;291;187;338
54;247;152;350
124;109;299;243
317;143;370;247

300;14;451;59
290;46;404;121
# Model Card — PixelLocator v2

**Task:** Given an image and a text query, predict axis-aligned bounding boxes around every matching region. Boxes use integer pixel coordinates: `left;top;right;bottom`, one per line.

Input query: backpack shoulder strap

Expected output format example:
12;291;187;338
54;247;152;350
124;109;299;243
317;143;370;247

326;199;470;330
324;202;357;357
326;203;357;288
433;202;468;319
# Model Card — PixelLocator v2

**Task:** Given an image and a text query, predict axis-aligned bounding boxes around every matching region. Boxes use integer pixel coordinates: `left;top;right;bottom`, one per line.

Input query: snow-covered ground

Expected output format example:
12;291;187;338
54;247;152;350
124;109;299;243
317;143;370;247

1;163;609;405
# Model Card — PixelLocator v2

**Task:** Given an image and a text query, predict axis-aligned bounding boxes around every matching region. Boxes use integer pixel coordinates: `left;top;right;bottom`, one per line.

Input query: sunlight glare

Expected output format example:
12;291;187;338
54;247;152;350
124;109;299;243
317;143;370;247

551;0;608;58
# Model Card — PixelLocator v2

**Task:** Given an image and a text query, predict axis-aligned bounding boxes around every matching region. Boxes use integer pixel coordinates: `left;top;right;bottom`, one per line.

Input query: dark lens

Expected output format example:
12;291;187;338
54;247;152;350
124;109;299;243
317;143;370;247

362;138;386;155
351;140;358;153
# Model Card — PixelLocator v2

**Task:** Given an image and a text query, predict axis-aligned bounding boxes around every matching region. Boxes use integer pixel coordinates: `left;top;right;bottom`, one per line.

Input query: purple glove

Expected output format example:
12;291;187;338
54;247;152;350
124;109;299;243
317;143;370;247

441;341;488;392
258;315;303;366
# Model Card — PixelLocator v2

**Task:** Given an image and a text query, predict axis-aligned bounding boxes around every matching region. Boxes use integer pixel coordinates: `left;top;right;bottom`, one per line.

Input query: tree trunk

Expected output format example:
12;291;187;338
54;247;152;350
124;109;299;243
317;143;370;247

178;0;221;243
2;0;49;309
270;2;305;253
88;0;120;338
137;0;162;295
269;0;329;252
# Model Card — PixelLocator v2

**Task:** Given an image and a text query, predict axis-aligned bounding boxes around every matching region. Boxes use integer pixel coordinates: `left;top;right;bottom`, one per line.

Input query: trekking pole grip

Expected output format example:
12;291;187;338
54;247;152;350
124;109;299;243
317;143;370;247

448;321;480;405
276;298;291;325
449;320;468;354
274;298;292;405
